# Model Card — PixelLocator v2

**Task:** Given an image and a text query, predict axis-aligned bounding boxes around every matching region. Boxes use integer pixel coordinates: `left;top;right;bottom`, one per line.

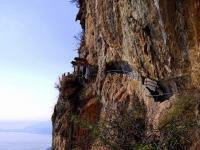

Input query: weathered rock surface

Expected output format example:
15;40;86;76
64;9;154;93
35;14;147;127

52;0;200;149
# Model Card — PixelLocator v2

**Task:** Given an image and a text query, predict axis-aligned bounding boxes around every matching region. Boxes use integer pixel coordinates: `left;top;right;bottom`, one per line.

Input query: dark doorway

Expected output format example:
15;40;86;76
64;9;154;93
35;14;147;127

105;60;132;74
148;80;173;102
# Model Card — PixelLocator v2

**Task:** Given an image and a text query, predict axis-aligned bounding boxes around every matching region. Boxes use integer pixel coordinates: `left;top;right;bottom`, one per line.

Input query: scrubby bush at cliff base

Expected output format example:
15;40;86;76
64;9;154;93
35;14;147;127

70;90;200;150
157;120;197;149
97;102;147;150
156;90;200;149
70;100;148;150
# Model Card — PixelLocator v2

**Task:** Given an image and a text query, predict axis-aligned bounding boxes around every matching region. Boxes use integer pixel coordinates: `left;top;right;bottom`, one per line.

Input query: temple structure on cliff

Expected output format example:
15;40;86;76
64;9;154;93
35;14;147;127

71;57;89;78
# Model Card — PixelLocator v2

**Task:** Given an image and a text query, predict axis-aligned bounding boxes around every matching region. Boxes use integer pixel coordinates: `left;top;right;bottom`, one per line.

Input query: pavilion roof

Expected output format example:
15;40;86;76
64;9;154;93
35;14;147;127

75;57;87;62
70;57;88;65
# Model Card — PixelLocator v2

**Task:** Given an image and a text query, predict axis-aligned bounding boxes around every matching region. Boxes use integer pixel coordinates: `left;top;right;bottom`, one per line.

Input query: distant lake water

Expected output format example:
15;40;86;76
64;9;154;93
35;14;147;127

0;132;51;150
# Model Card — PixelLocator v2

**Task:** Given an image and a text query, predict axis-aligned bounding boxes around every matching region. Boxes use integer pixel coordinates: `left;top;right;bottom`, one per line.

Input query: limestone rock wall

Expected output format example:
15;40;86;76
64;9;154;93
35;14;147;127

52;0;200;149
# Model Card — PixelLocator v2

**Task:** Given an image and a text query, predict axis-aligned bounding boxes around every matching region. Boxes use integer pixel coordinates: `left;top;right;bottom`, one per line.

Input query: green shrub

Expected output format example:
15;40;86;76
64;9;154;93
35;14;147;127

159;91;198;128
158;90;200;149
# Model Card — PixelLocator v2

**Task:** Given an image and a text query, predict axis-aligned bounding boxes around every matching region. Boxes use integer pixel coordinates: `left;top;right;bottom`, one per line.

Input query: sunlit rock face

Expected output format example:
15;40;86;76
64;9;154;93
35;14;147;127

52;0;200;149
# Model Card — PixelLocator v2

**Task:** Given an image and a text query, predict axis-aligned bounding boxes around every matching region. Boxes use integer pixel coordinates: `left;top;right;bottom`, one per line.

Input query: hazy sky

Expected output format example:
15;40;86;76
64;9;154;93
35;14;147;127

0;0;81;121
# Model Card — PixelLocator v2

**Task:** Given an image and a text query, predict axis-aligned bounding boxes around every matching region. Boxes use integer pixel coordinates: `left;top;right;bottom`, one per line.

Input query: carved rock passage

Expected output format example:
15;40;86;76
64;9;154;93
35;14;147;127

52;0;200;149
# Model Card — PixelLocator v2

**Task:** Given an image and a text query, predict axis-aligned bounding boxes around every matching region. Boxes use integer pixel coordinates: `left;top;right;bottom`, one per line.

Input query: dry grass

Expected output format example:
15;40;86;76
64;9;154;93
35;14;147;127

157;90;200;149
159;90;199;128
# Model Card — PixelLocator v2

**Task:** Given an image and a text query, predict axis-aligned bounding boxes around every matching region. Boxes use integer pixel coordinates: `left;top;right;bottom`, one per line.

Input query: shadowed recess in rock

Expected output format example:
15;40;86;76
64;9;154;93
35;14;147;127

105;60;133;74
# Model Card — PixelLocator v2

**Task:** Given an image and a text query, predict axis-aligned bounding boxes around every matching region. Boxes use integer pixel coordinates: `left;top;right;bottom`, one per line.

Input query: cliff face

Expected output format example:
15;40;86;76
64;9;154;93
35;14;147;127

52;0;200;149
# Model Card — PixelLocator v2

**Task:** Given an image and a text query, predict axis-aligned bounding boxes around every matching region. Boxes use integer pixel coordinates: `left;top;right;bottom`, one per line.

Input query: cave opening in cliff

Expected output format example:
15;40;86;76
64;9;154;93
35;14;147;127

105;60;132;74
143;25;151;37
147;80;174;102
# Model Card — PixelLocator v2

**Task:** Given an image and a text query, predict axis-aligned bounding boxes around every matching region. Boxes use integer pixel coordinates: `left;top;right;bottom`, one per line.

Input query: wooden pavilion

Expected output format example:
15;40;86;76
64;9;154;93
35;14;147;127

71;57;88;77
